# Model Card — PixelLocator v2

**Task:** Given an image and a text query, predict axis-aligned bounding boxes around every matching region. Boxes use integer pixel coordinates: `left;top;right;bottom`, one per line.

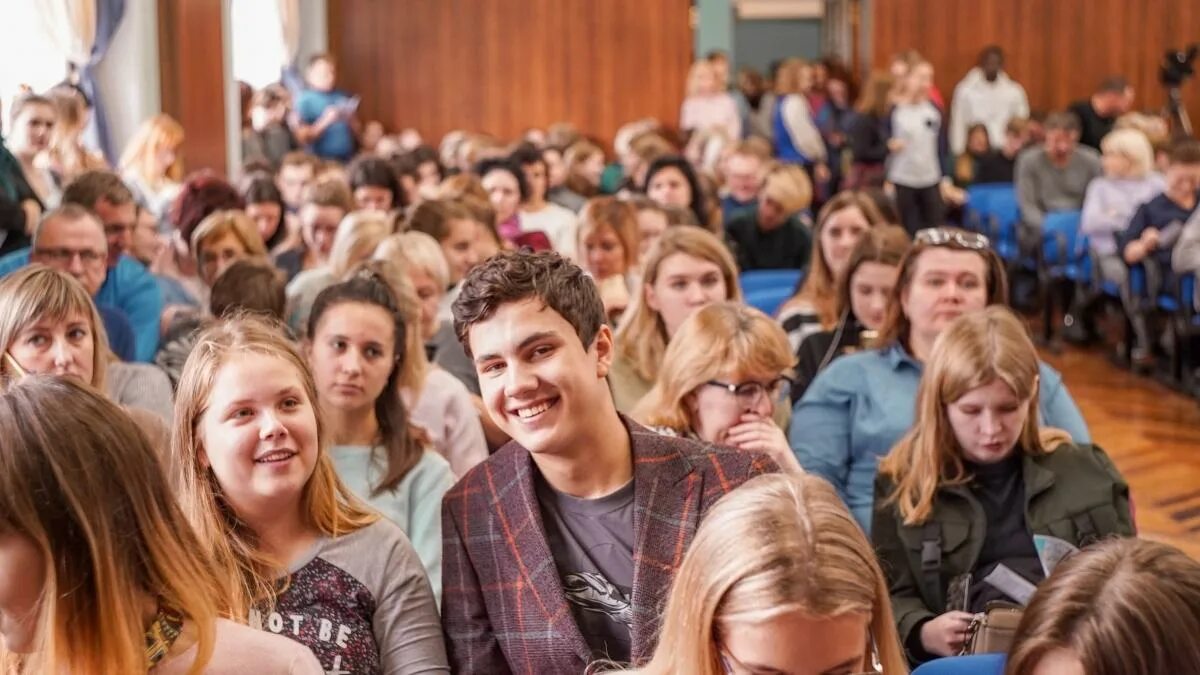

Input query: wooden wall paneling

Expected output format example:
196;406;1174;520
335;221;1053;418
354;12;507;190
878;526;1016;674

328;0;693;153
157;0;226;174
869;0;1200;130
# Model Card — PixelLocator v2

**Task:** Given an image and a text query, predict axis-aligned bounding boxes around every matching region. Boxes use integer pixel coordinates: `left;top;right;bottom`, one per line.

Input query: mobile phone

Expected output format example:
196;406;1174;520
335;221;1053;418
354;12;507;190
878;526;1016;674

3;353;27;380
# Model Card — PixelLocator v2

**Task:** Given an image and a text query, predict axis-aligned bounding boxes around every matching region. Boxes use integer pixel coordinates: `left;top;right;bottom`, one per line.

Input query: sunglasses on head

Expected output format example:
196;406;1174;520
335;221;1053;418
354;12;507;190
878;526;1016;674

913;228;990;250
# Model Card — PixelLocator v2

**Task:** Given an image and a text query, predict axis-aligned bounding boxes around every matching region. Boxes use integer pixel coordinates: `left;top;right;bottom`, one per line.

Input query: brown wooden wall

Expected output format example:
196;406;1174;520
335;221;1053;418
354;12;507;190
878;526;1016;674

157;0;227;173
871;0;1200;132
327;0;694;151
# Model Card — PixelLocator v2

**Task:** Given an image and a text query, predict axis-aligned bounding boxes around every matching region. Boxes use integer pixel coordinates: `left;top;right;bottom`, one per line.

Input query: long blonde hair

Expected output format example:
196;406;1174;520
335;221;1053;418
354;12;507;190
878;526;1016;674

878;307;1068;525
784;191;884;327
0;265;109;391
171;315;377;617
614;226;741;383
633;302;794;433
119;113;185;188
0;377;221;675
1007;538;1200;675
631;473;908;675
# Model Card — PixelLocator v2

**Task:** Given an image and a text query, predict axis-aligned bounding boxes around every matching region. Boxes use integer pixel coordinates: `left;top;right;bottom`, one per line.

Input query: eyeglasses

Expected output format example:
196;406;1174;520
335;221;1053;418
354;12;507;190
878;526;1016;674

32;247;106;265
914;227;990;250
705;377;789;407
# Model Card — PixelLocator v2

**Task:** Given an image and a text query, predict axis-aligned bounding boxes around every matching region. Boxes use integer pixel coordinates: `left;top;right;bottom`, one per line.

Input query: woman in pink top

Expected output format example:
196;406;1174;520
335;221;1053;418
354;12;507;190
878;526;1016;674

680;59;742;141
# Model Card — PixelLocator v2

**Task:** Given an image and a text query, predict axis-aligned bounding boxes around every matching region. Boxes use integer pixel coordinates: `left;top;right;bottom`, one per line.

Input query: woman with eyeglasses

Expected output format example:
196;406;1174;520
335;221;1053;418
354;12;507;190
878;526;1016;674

872;306;1131;665
627;473;908;675
633;301;801;473
789;227;1090;533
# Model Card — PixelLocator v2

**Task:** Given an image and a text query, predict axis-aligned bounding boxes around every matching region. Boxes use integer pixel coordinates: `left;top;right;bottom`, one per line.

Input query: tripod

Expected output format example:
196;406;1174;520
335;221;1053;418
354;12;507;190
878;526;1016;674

1166;85;1194;139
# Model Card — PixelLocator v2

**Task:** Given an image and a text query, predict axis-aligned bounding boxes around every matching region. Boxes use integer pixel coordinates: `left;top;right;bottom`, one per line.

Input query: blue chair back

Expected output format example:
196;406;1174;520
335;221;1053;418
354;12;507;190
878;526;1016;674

1042;210;1085;267
744;286;793;316
967;184;1019;259
912;653;1007;675
739;268;805;294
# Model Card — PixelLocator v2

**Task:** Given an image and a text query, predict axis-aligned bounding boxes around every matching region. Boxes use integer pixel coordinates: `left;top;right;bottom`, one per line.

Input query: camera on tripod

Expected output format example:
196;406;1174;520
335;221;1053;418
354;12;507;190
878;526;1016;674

1161;44;1199;87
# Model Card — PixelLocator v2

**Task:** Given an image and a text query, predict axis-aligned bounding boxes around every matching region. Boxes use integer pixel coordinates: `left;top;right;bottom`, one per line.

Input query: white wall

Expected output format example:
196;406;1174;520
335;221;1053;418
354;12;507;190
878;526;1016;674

297;0;328;66
94;0;161;160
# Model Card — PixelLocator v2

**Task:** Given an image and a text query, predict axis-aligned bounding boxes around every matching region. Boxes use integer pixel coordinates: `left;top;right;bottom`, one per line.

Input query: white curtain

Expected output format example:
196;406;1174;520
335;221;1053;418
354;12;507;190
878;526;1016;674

277;0;301;67
32;0;97;70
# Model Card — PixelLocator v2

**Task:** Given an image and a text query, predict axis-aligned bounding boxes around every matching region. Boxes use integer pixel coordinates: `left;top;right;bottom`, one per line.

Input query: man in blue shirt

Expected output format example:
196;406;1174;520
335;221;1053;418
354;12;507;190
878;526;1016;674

292;53;359;162
0;171;162;362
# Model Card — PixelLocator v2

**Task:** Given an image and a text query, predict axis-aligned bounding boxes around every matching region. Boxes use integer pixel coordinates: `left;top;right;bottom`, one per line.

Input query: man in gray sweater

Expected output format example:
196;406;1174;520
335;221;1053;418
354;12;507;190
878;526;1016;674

1015;111;1102;253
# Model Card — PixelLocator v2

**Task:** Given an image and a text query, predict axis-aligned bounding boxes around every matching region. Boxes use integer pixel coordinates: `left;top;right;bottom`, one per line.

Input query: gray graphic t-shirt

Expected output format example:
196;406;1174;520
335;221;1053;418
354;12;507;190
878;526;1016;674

535;475;636;663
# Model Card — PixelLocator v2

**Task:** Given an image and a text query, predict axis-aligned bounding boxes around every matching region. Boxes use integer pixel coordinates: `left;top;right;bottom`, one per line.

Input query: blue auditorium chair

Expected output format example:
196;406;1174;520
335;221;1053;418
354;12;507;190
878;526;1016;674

911;653;1007;675
739;268;805;294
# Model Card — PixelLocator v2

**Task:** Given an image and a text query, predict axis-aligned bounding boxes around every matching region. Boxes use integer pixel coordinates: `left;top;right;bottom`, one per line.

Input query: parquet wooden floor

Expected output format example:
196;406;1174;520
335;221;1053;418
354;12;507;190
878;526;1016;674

1041;346;1200;558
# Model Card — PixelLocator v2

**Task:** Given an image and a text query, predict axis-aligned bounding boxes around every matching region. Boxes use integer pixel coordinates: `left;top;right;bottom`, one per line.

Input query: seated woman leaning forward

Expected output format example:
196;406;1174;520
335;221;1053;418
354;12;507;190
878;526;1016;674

634;301;801;473
629;472;908;675
872;306;1133;666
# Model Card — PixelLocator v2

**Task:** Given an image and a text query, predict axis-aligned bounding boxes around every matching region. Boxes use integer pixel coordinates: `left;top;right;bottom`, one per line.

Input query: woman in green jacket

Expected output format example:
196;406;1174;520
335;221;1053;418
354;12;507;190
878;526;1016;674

871;306;1133;666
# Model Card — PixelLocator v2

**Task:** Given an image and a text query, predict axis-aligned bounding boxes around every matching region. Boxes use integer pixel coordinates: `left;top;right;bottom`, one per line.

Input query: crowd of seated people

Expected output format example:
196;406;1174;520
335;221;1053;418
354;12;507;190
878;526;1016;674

0;41;1197;675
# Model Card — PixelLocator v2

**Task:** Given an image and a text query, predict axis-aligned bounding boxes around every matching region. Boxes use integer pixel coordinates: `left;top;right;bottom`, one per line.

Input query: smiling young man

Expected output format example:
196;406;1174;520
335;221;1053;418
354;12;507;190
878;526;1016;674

442;251;778;672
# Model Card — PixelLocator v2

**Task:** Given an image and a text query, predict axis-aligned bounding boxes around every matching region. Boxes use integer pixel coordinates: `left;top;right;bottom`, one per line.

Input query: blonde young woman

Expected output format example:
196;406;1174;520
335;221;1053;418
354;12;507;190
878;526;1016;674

286;210;390;332
0;377;321;674
610;225;742;412
1007;538;1200;675
872;307;1132;666
634;302;801;473
679;59;741;142
0;265;170;452
630;473;908;675
578;196;641;321
772;59;828;172
44;84;107;187
120;114;186;221
778;191;885;351
171;315;448;673
7;94;61;208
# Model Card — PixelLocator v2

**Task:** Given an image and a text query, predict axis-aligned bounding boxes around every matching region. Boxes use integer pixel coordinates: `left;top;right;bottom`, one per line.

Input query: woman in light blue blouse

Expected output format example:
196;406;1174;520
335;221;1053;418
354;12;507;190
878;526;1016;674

789;228;1090;533
305;260;453;597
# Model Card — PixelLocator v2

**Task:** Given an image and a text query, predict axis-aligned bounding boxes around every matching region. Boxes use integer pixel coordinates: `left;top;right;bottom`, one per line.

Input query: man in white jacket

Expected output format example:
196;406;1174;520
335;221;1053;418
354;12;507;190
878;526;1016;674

949;46;1030;156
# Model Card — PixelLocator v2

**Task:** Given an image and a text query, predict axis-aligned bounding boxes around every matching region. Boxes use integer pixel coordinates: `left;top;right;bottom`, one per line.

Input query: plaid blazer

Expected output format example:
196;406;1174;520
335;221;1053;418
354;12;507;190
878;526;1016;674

440;416;778;674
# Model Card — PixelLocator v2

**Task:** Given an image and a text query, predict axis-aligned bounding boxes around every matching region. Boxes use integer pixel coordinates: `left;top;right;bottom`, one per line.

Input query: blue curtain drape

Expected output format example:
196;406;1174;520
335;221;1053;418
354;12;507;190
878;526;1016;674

80;0;126;164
